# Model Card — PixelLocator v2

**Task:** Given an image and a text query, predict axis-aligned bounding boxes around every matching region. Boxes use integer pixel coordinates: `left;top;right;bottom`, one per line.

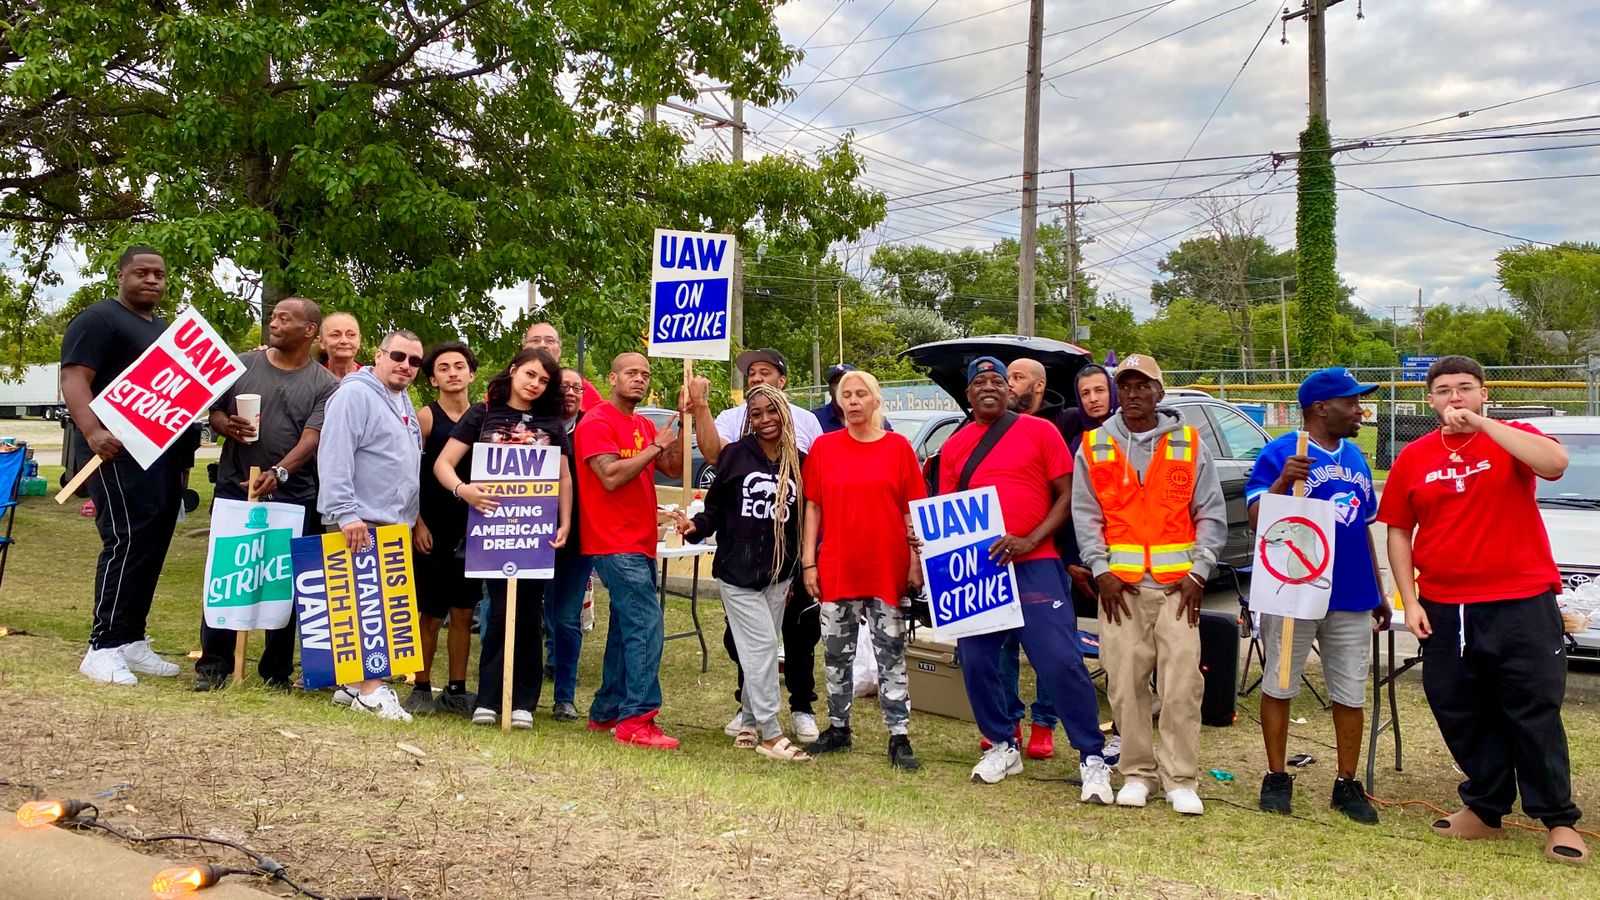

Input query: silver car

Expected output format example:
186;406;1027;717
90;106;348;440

1517;416;1600;660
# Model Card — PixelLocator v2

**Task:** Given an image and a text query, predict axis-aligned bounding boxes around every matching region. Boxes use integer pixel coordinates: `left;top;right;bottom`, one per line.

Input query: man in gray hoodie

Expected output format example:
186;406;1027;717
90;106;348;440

1072;353;1227;816
317;329;425;722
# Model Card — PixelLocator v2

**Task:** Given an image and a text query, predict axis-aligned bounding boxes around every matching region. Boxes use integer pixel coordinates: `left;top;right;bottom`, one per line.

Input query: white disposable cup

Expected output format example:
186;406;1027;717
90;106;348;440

235;394;261;443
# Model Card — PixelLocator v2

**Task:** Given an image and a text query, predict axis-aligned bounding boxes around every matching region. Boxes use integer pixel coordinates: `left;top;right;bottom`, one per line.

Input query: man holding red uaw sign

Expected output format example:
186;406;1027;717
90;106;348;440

60;246;242;687
1246;368;1388;826
923;357;1113;801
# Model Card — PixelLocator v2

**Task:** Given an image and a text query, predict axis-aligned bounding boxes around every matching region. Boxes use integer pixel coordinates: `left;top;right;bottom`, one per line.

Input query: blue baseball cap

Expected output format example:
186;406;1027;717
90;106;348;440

1298;367;1378;407
967;356;1007;385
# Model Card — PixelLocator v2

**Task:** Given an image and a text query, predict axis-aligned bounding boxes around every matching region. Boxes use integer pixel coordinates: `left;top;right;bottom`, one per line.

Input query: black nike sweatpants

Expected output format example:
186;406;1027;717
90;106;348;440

1419;592;1582;829
83;451;183;650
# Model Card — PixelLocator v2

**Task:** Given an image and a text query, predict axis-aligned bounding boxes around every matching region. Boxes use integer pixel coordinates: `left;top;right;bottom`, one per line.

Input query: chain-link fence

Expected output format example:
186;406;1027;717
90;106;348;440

792;364;1600;470
1163;365;1600;468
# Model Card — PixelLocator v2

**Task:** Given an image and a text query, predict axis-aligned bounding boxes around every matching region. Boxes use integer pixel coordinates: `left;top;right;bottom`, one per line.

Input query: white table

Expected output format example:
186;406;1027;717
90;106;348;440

655;541;717;672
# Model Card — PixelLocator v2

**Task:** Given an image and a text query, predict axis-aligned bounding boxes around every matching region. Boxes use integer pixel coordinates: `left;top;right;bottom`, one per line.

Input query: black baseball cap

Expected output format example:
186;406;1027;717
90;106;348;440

735;348;788;377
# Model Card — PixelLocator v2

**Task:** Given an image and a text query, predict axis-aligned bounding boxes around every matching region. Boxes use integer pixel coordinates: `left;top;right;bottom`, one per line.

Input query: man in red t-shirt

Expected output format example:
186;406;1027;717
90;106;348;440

575;352;684;750
1379;354;1586;865
938;357;1114;801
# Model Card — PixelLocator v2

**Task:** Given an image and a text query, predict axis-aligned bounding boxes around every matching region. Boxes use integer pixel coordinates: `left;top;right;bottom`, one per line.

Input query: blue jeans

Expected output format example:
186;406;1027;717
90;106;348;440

544;555;595;706
999;631;1059;729
589;553;663;723
958;559;1104;762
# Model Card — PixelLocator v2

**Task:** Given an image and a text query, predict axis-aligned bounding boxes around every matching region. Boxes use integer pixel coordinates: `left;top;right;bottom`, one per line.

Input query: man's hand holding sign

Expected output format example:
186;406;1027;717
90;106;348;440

1248;432;1339;691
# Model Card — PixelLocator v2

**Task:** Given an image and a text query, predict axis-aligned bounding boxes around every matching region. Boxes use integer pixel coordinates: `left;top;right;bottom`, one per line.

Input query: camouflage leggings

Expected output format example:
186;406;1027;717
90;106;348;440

820;598;910;735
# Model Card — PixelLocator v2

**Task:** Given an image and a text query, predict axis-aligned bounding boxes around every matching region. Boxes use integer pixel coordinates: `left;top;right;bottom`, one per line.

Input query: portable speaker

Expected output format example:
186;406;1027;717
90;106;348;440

1198;608;1241;727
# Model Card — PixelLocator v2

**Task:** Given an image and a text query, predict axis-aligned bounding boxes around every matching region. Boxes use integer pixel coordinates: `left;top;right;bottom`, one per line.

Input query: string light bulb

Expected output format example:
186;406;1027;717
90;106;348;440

151;864;227;898
15;799;89;828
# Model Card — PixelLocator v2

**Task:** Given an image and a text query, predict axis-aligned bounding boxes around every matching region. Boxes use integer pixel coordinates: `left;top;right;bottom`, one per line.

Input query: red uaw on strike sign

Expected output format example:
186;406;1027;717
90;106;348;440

1248;493;1338;620
89;309;243;469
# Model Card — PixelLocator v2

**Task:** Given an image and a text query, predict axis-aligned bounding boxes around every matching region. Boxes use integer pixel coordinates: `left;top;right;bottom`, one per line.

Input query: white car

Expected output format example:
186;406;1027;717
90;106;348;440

1521;416;1600;660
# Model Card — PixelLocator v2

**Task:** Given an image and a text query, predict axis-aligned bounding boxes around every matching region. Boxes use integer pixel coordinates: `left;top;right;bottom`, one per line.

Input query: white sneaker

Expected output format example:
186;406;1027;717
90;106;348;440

119;638;179;677
1167;788;1205;816
471;707;496;726
350;686;413;722
792;711;820;744
1079;755;1114;805
333;686;358;707
511;710;533;730
80;647;137;685
1103;734;1122;767
1116;781;1150;808
723;711;745;737
970;744;1023;785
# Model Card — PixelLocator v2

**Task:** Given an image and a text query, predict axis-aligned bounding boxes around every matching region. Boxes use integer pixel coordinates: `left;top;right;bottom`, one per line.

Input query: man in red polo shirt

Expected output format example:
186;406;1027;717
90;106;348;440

1379;354;1586;866
575;352;683;749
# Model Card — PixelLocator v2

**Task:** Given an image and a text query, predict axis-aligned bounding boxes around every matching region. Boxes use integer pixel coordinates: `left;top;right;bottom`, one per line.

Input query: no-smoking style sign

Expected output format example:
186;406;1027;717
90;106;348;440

1249;495;1338;620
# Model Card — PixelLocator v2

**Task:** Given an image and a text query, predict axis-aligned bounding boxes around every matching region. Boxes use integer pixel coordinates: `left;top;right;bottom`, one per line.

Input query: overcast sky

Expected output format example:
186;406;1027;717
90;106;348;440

681;0;1599;325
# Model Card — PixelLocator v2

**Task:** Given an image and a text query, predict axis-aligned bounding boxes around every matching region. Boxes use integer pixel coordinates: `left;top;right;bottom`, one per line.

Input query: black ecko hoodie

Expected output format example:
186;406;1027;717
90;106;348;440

686;434;804;590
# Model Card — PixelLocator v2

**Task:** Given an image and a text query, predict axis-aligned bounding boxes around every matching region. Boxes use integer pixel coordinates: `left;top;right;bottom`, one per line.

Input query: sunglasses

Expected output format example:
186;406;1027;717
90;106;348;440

385;349;424;368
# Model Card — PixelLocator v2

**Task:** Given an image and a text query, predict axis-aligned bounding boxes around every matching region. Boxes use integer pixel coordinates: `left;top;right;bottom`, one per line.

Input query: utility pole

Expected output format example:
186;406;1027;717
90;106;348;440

1047;172;1095;343
811;276;821;387
1387;306;1405;349
1416;287;1425;354
1278;276;1293;378
731;97;746;391
1017;0;1045;336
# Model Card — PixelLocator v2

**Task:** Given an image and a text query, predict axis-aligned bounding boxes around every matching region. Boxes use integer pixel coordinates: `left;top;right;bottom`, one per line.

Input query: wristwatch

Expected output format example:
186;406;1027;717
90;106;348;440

271;465;289;484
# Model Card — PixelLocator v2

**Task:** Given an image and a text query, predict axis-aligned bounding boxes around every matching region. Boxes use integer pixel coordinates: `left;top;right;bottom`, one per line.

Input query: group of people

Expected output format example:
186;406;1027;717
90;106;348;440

59;247;1585;866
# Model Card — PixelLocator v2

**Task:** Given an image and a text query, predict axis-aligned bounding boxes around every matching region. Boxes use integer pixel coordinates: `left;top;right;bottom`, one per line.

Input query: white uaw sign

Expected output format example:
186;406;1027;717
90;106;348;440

1248;493;1337;620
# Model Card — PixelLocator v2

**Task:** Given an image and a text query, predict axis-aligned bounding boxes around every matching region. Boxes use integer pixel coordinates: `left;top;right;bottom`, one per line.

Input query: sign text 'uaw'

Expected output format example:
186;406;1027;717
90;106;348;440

292;526;422;690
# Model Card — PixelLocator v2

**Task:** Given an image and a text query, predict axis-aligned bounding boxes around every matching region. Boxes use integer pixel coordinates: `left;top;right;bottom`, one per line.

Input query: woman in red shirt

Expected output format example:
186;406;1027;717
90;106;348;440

799;370;926;770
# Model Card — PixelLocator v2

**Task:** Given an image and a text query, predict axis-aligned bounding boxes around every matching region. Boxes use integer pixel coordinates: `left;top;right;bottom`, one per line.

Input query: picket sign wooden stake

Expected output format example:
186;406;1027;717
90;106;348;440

1277;432;1311;692
681;358;694;509
232;466;263;687
501;579;518;731
54;455;102;505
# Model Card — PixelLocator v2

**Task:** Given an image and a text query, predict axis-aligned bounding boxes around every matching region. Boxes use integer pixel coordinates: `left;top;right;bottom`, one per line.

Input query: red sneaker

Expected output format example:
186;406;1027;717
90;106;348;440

1026;723;1055;760
616;713;680;750
979;724;1023;752
587;718;616;732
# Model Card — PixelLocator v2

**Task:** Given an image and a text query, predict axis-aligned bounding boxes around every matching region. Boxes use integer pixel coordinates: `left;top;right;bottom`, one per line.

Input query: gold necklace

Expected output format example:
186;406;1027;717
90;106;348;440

1440;429;1478;462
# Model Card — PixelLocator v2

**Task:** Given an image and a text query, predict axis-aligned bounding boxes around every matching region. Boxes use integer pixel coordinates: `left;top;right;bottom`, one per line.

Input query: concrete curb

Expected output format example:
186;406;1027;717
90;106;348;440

0;816;275;899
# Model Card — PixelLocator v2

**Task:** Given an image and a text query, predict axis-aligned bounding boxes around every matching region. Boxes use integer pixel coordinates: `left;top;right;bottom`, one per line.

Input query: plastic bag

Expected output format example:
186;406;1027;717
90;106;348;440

852;625;878;697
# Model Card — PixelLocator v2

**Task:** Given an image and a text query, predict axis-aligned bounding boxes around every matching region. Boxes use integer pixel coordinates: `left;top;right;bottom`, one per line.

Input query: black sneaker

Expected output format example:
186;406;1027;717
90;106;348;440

888;735;921;771
1330;777;1379;825
805;726;852;756
551;701;580;722
1259;772;1294;814
433;691;476;717
192;670;228;692
262;676;293;693
402;687;435;715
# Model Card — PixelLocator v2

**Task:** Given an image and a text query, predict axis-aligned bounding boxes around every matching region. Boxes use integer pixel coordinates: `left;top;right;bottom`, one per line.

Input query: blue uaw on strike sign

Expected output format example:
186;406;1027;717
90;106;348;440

649;228;734;361
911;486;1024;642
291;525;423;690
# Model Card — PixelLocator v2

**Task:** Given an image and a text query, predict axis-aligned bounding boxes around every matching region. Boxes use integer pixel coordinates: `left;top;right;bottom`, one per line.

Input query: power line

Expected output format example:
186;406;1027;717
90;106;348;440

1355;77;1600;140
1338;180;1600;252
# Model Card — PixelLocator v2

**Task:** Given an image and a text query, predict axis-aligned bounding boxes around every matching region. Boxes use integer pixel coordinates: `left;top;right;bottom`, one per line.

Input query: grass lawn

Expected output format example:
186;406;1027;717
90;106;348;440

1;467;1596;897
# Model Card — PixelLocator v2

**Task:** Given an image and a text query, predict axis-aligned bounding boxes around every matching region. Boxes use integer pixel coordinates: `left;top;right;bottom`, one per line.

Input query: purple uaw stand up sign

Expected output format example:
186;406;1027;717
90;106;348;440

465;442;561;580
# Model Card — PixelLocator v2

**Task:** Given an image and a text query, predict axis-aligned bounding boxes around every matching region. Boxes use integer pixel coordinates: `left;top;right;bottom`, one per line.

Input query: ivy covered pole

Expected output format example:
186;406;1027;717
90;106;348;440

1287;0;1338;367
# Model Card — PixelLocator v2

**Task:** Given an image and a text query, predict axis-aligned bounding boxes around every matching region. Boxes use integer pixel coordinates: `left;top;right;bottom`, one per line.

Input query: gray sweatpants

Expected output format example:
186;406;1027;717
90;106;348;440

821;598;910;735
722;580;791;740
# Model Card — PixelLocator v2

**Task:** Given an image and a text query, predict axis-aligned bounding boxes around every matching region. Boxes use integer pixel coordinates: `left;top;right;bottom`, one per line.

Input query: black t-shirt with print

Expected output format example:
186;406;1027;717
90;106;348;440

452;403;579;554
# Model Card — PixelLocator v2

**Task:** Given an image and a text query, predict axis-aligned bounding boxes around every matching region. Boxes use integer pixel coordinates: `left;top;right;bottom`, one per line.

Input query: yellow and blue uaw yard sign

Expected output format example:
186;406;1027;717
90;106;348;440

291;525;422;690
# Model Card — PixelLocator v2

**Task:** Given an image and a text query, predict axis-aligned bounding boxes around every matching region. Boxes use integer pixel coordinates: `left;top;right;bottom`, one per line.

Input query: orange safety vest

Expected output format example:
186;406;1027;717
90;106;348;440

1083;426;1199;584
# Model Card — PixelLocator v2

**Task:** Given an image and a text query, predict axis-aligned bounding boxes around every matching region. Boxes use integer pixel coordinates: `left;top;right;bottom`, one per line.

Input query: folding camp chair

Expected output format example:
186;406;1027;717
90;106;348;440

0;442;27;592
1226;562;1331;710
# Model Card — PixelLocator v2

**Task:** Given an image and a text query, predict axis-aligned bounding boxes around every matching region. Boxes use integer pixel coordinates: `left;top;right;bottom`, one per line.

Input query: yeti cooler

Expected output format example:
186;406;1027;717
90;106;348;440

906;635;976;723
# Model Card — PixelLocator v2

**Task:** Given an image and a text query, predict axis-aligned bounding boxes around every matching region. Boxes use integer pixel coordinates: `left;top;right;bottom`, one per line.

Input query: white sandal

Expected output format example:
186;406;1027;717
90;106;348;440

756;737;812;762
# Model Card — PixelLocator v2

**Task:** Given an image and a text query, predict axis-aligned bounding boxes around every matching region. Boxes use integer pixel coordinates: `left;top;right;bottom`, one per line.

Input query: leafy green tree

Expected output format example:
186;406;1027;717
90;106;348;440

1;1;883;366
1495;243;1600;354
1421;304;1529;367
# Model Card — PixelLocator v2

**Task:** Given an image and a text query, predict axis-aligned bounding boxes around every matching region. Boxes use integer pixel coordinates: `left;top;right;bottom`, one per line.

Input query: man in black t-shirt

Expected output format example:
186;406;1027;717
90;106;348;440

60;246;190;686
194;297;339;691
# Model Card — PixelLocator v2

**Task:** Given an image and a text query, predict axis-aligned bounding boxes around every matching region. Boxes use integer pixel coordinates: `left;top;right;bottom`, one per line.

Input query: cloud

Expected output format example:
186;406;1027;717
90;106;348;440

758;0;1600;322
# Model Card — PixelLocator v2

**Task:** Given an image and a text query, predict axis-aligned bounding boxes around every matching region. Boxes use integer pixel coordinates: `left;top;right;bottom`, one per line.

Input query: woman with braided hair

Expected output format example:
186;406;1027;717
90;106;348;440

676;384;811;761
